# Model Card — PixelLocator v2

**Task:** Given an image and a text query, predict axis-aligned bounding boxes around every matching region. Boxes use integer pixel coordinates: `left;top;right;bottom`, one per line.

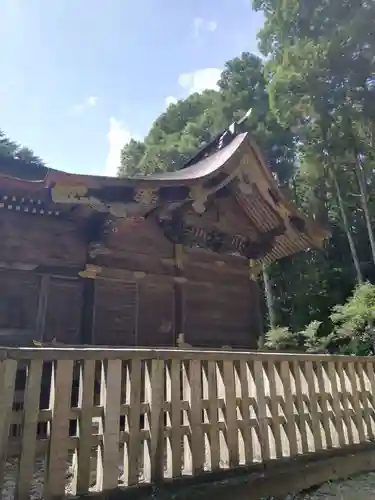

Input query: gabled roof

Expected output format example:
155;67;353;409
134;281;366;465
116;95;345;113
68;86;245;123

0;129;328;264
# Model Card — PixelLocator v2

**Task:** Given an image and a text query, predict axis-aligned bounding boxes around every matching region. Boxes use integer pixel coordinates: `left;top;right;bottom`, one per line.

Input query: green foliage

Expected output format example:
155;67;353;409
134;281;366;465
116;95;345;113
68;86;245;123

264;320;326;353
119;54;295;183
265;326;299;351
0;129;46;168
265;284;375;355
330;283;375;355
117;1;375;356
119;90;224;176
299;320;326;353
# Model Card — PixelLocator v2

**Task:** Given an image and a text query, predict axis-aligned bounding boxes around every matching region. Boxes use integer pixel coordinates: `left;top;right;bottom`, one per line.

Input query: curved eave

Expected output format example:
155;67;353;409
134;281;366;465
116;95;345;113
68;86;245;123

0;132;329;264
232;136;329;264
246;136;329;248
0;133;248;189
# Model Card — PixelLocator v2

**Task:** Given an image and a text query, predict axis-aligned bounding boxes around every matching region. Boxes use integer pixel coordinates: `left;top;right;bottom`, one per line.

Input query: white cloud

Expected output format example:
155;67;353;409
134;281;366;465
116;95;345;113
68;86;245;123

69;95;98;115
165;95;178;107
193;17;217;39
86;96;98;106
104;117;133;177
178;68;221;95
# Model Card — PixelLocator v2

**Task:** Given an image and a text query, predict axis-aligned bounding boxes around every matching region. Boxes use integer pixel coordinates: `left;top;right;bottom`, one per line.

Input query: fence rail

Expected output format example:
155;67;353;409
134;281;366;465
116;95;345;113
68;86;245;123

0;347;375;499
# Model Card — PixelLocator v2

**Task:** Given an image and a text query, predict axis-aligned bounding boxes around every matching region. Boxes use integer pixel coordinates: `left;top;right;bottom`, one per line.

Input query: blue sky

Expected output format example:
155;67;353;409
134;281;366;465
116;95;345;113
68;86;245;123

0;0;264;176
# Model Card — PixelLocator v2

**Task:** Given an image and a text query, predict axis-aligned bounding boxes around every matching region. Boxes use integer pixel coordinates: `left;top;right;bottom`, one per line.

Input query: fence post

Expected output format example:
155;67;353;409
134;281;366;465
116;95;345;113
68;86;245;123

75;359;96;495
15;359;43;500
45;359;74;498
0;359;17;491
150;359;165;483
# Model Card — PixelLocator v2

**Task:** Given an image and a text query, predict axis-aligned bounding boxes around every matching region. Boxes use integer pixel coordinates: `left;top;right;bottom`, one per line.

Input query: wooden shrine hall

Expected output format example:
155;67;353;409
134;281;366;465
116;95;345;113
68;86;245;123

0;127;326;349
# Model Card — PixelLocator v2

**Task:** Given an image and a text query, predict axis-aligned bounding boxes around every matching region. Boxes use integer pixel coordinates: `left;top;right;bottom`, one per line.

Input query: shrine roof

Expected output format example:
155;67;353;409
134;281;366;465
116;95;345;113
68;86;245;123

0;128;329;264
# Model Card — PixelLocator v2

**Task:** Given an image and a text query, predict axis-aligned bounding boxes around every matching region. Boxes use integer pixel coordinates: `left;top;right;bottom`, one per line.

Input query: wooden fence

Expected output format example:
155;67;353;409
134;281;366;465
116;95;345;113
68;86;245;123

0;348;375;499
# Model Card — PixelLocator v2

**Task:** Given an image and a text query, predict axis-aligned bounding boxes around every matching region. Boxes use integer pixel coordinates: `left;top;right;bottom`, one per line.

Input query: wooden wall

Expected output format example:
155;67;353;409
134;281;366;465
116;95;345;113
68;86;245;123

0;270;39;332
0;212;86;267
0;270;82;345
93;246;261;348
184;281;260;348
44;277;82;344
94;280;137;346
0;212;85;345
137;280;175;346
0;212;262;348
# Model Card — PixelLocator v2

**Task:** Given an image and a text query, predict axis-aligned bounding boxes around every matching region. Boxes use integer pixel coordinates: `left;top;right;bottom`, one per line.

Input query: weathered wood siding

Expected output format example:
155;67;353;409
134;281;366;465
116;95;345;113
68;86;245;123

137;280;174;346
44;278;82;344
0;212;86;267
184;280;261;348
0;213;262;348
0;271;83;345
106;218;173;257
92;278;175;347
99;218;174;276
0;270;39;331
93;280;137;345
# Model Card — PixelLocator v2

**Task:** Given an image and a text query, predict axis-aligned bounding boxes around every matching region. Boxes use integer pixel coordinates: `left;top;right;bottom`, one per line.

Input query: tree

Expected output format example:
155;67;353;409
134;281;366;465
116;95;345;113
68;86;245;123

254;0;375;284
249;0;375;351
0;129;46;169
117;23;375;354
119;90;224;176
119;54;297;331
330;282;375;355
0;129;19;158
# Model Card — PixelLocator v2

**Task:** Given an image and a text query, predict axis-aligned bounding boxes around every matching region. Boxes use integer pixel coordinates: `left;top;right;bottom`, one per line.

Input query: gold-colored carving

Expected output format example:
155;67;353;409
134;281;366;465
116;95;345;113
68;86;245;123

33;338;57;347
88;244;112;259
51;184;88;202
278;203;291;219
88;198;107;212
134;188;158;205
248;259;262;280
108;203;128;218
52;185;111;216
79;264;102;279
190;186;208;214
133;271;146;279
174;243;184;270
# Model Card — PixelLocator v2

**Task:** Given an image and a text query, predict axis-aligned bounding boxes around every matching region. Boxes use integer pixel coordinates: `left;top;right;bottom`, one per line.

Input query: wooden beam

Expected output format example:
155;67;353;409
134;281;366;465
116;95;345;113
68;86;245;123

0;262;84;279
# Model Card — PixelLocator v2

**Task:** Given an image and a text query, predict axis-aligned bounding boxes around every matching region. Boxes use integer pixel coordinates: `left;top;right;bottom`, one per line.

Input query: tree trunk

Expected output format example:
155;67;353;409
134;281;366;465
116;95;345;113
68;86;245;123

355;156;375;353
262;264;277;330
354;154;375;267
330;170;363;284
320;121;363;283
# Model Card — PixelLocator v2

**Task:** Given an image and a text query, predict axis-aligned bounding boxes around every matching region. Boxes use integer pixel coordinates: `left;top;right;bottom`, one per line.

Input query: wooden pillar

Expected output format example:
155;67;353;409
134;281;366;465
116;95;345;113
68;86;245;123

35;275;50;341
173;244;185;346
249;259;264;348
79;277;95;345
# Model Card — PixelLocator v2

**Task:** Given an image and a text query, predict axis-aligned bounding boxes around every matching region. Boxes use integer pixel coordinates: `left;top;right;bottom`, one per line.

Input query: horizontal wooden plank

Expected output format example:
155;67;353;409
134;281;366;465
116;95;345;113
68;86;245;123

1;346;374;362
